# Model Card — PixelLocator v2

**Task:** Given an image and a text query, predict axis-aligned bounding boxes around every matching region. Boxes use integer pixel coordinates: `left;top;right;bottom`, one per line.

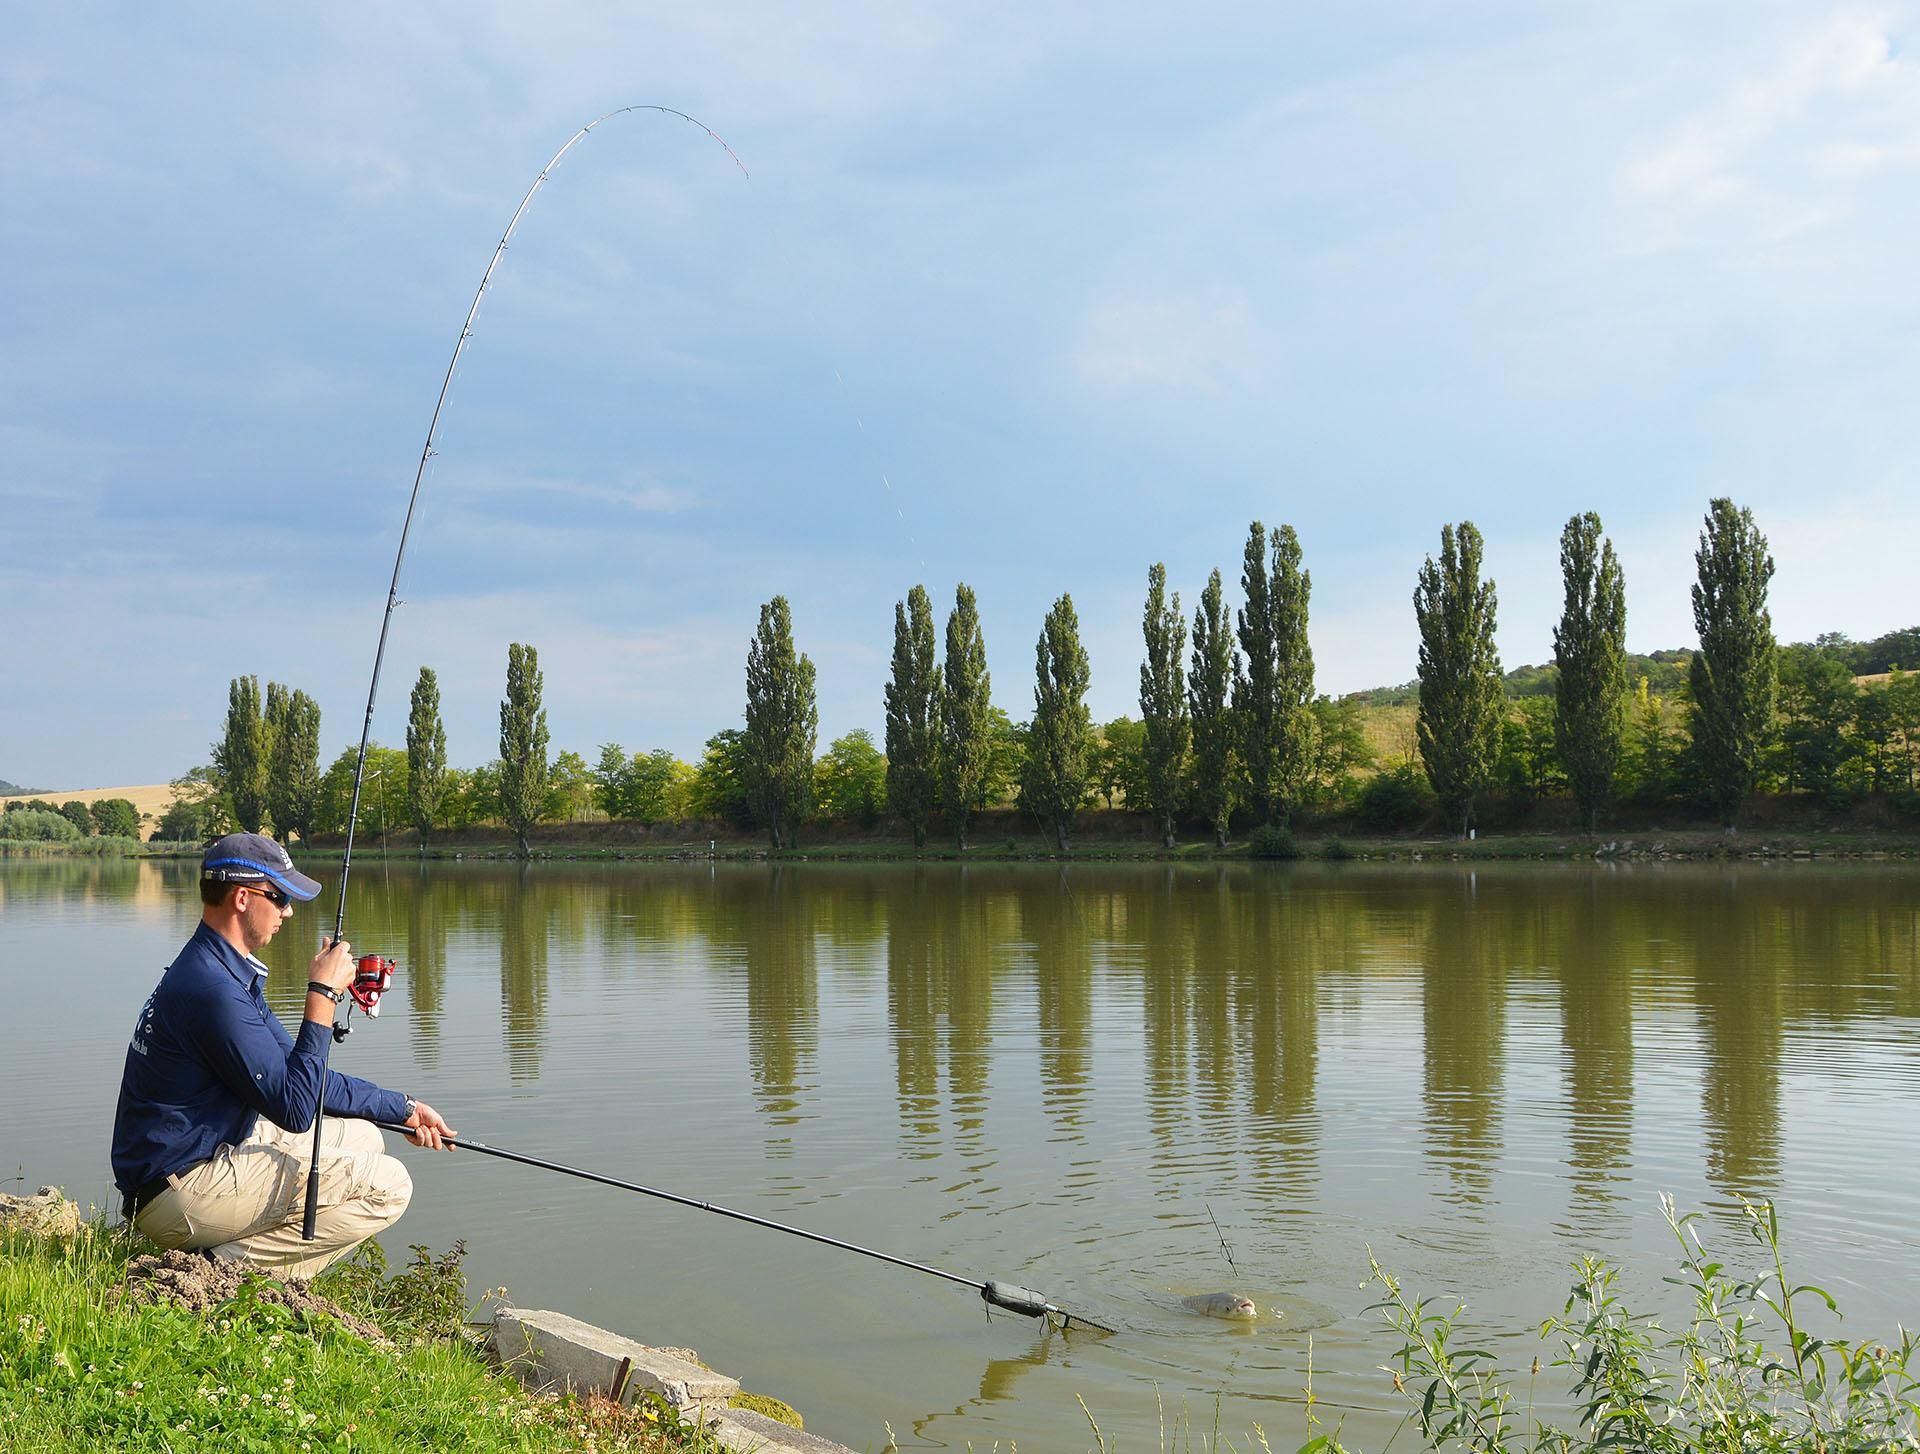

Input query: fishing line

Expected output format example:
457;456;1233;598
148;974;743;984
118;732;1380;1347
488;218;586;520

831;366;925;572
305;109;1116;1339
373;1123;1115;1332
304;105;747;1240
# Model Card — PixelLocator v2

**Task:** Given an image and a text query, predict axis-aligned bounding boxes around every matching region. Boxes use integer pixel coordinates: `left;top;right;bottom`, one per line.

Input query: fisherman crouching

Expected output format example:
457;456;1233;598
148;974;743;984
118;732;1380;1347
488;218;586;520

111;832;454;1279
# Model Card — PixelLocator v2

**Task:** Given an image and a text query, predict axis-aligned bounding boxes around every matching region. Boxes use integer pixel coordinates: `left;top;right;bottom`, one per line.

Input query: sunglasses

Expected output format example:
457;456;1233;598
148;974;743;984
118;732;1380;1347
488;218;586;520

243;882;291;908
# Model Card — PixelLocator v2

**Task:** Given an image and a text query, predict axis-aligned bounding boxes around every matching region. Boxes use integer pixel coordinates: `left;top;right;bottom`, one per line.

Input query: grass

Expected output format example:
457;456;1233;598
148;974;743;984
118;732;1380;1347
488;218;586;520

0;1224;725;1453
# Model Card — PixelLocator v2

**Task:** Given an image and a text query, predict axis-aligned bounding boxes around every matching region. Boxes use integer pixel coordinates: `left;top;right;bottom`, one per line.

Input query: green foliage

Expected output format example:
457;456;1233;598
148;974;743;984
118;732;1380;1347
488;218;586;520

1308;694;1376;808
1358;763;1434;831
884;584;940;847
815;729;889;827
628;748;693;822
498;642;551;857
1092;716;1147;810
156;767;228;843
213;675;270;833
1371;1196;1919;1453
688;730;756;827
742;597;818;850
1553;512;1628;831
981;705;1024;808
1414;521;1503;835
1139;562;1190;847
89;798;140;840
0;809;81;841
1321;837;1355;860
1622;677;1682;805
1779;649;1863;805
939;583;994;849
405;666;448;843
1246;823;1300;859
265;687;322;843
1189;567;1240;847
58;801;94;836
313;1238;473;1347
1024;593;1094;852
1233;523;1317;826
595;742;633;818
1689;498;1778;827
543;749;593;823
1495;696;1564;808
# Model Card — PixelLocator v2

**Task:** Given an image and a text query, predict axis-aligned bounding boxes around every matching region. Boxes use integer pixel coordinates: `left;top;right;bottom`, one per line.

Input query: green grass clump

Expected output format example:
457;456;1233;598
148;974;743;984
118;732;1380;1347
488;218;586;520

1368;1195;1920;1453
0;1224;722;1453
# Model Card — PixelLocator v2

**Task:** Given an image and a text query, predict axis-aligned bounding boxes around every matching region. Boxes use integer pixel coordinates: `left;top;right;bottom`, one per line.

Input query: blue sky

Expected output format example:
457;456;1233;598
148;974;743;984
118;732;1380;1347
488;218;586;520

4;3;1917;789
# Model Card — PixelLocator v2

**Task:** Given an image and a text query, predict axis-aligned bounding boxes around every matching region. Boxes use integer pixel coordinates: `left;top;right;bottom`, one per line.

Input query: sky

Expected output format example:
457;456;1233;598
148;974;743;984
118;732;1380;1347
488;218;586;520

4;2;1918;790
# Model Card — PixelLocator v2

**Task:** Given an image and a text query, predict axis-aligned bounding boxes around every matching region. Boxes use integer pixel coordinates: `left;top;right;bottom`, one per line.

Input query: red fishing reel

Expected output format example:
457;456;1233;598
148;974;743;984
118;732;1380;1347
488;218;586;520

330;952;398;1042
351;955;397;1016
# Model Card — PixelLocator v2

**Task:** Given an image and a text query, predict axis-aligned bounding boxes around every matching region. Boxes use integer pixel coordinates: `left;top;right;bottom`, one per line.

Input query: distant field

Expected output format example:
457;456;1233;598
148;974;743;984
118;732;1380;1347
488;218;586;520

0;783;173;839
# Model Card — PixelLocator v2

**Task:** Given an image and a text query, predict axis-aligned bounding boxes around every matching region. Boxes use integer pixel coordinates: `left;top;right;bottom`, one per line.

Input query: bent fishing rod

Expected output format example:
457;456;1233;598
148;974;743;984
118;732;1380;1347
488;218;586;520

373;1123;1115;1333
302;106;748;1240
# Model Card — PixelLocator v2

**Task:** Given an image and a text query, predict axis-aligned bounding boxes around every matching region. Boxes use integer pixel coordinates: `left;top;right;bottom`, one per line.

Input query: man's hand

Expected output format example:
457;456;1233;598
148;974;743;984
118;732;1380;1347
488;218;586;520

404;1100;455;1151
304;938;355;1025
310;938;355;994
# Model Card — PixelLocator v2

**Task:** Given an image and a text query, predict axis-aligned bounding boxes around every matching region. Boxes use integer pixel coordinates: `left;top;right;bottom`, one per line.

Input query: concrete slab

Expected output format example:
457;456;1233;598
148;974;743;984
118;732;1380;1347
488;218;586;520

706;1405;858;1454
493;1307;739;1411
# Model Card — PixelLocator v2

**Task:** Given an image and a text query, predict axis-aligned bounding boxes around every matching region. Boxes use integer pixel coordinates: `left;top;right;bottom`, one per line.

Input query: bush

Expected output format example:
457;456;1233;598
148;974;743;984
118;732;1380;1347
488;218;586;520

0;809;80;842
1321;837;1355;860
1893;788;1920;821
1246;824;1301;859
1358;764;1434;831
1373;1195;1918;1452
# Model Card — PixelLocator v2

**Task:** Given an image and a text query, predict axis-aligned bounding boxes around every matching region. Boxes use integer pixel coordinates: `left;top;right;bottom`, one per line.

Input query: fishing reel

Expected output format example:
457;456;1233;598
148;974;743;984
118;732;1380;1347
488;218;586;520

331;954;397;1042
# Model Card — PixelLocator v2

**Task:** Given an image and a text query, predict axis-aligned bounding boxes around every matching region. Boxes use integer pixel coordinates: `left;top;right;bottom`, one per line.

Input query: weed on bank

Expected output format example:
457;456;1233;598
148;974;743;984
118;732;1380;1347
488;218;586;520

0;1224;720;1453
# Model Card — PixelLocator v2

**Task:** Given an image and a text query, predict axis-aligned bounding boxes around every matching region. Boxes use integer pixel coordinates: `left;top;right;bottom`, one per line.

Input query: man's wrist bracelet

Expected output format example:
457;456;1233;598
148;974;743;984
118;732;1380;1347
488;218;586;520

307;981;344;1004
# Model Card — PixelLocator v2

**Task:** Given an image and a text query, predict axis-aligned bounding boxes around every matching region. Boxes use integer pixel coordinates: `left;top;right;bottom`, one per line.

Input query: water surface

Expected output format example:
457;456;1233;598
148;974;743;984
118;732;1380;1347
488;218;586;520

4;858;1916;1450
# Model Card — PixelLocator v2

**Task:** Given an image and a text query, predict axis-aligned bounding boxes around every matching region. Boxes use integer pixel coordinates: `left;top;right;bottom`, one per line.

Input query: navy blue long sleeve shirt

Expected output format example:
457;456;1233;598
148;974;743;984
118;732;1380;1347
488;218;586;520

111;921;410;1192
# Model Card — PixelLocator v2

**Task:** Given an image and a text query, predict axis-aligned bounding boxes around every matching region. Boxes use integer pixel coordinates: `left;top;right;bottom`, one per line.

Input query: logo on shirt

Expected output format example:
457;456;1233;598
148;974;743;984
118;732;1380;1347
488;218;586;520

129;992;156;1057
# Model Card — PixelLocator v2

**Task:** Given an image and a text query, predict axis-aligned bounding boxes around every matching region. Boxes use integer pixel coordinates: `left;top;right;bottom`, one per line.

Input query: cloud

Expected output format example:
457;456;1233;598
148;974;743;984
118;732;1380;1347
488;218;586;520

1625;11;1902;204
1070;290;1258;394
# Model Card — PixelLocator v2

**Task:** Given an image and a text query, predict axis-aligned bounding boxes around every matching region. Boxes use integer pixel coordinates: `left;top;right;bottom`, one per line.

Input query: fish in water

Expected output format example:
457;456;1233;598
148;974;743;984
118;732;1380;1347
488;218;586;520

1180;1292;1258;1320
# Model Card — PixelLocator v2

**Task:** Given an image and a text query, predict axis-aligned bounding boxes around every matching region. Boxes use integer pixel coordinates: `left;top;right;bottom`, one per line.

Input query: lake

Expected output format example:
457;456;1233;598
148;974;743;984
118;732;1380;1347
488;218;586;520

3;857;1916;1450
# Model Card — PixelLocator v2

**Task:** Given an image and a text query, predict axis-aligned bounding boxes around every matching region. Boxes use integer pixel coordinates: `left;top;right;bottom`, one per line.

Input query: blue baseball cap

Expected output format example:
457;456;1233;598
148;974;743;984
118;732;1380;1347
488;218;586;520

200;832;323;902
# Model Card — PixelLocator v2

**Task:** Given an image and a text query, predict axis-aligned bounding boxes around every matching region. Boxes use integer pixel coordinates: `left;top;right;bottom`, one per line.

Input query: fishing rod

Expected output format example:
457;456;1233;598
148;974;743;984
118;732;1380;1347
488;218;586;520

373;1123;1116;1333
302;106;748;1241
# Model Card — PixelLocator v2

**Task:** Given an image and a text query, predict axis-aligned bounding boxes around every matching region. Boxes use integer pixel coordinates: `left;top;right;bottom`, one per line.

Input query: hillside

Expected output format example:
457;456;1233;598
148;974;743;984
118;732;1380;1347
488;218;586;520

0;783;174;840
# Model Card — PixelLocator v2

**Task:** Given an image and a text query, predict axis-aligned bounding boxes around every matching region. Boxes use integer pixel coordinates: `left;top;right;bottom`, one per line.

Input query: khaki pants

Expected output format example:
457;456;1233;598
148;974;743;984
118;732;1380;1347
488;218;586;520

134;1116;412;1282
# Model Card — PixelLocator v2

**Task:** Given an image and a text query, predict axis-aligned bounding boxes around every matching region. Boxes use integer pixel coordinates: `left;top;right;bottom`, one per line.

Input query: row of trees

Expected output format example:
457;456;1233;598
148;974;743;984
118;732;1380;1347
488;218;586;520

182;497;1912;850
1;796;141;838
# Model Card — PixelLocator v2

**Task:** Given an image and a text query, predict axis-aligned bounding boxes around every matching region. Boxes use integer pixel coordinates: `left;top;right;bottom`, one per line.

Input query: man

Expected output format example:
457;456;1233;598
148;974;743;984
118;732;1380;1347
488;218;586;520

111;832;455;1280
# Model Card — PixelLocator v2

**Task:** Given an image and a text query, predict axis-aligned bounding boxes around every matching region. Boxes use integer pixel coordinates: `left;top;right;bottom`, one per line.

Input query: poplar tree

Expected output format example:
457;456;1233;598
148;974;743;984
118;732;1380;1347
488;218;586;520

1414;521;1503;836
271;689;323;842
1188;569;1239;848
939;584;993;850
1139;562;1190;849
263;682;289;831
1233;522;1318;824
1552;512;1628;832
1025;593;1093;853
1688;497;1777;828
214;675;270;833
406;666;449;846
743;596;817;850
498;642;550;858
1234;522;1278;820
1270;524;1317;821
884;584;940;848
